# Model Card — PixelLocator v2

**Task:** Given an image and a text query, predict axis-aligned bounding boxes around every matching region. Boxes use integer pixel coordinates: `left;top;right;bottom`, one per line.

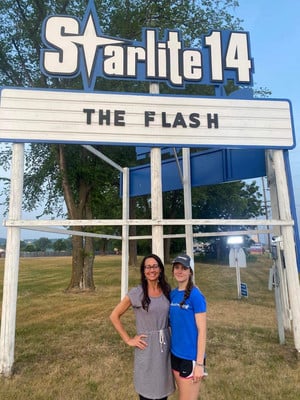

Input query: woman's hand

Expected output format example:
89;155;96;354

192;364;207;383
127;334;148;350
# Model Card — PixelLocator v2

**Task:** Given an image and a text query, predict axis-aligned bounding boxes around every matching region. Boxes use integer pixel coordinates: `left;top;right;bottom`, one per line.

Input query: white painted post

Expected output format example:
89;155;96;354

272;150;300;351
266;151;291;331
151;147;164;260
182;148;194;271
149;83;164;261
276;240;291;331
121;167;129;299
273;247;286;344
235;249;242;299
0;143;24;376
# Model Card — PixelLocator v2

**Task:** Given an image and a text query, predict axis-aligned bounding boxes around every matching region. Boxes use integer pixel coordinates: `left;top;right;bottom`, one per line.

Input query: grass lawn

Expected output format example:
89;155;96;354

0;254;300;399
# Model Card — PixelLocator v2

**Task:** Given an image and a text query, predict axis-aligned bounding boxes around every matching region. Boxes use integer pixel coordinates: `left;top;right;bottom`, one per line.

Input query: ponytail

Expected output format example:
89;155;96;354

179;274;194;308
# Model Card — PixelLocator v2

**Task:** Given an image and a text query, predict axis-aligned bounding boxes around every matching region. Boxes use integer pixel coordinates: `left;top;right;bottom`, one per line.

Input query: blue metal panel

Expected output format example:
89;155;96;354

190;149;225;187
227;149;266;181
129;166;151;197
283;150;300;272
127;148;266;197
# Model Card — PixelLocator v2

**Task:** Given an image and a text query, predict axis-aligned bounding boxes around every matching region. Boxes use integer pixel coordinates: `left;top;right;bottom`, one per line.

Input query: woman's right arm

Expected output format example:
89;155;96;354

109;295;148;349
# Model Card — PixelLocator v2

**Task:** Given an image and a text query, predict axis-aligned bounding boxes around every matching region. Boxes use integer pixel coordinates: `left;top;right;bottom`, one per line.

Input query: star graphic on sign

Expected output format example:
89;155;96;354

68;11;128;84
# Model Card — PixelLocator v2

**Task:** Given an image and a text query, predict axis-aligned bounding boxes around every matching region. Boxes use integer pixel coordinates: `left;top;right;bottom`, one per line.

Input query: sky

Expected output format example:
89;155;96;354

1;0;300;240
235;0;300;237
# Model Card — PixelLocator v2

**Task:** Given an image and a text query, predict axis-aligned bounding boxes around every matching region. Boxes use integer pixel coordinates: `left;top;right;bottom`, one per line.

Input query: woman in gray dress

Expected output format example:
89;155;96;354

110;254;175;400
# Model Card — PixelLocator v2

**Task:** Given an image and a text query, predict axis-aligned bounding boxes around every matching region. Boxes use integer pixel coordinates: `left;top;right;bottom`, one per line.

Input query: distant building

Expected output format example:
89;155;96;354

0;248;5;258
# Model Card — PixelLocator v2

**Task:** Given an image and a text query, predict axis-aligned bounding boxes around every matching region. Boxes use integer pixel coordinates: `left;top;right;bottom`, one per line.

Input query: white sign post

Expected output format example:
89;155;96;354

228;236;247;299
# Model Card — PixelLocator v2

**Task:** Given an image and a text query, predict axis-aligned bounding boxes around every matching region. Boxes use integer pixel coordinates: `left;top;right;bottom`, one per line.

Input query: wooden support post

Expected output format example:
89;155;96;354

266;151;291;331
271;150;300;351
121;167;129;299
149;83;164;261
151;147;164;261
182;148;194;271
0;143;24;376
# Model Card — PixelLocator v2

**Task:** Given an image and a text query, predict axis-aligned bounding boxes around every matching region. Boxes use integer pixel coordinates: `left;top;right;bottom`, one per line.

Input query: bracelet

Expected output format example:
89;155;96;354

195;362;204;367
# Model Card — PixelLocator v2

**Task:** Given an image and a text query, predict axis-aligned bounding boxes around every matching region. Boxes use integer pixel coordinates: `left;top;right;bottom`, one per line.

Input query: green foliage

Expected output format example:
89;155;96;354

0;1;266;283
19;237;72;252
53;237;72;251
192;180;264;222
34;237;52;251
22;243;36;252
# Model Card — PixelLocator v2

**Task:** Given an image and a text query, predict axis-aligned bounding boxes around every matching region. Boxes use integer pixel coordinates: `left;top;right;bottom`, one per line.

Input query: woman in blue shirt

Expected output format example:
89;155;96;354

169;254;207;400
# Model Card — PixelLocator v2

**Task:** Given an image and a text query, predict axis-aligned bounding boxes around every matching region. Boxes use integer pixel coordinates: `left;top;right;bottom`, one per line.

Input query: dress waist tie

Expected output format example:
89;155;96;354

159;329;166;353
139;328;168;353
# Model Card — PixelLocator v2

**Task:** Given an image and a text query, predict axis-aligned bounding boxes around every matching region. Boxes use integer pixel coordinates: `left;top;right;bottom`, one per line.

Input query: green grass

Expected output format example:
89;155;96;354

0;254;300;399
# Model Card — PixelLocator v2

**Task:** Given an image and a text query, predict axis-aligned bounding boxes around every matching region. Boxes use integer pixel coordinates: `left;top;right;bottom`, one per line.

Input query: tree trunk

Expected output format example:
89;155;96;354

67;232;84;290
82;236;95;290
66;229;96;291
58;145;96;292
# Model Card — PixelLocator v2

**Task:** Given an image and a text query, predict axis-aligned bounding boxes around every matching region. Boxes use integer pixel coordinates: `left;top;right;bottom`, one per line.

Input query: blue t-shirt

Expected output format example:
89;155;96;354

169;286;206;360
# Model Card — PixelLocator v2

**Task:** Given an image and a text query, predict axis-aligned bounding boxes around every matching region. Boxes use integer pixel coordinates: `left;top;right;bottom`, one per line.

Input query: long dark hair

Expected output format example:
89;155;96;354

140;254;171;311
172;265;195;308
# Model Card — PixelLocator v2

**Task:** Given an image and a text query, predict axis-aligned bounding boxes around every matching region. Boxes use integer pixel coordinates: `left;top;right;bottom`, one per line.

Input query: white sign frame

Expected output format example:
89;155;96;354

0;87;295;149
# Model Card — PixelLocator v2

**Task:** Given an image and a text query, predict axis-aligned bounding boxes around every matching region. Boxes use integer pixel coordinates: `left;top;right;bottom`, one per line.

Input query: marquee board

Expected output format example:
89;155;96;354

0;87;294;149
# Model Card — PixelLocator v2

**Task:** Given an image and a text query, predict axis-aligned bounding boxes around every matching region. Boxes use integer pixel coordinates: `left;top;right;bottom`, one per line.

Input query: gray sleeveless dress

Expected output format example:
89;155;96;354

128;285;175;399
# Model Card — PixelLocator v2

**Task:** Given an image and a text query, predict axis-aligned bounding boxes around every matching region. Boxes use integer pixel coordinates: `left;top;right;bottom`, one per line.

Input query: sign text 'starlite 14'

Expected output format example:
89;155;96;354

0;88;294;148
40;0;253;91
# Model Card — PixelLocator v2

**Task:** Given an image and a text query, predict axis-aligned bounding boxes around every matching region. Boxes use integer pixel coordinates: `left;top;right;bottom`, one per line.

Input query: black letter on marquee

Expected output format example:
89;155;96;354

189;113;200;128
207;113;219;128
173;112;187;128
145;111;155;127
83;108;95;124
115;110;126;126
162;112;171;128
99;110;111;125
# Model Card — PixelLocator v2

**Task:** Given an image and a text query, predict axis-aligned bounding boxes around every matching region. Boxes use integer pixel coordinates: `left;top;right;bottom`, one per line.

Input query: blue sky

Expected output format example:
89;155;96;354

1;0;300;240
236;0;300;228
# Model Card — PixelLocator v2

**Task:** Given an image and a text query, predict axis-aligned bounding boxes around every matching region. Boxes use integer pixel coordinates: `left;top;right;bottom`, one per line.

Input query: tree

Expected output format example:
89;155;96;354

191;180;264;261
53;238;70;252
34;237;52;251
160;179;264;262
0;0;251;290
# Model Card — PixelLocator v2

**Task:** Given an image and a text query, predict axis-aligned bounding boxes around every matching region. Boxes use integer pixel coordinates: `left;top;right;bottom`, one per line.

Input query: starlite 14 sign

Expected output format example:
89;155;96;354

40;0;253;91
0;1;295;149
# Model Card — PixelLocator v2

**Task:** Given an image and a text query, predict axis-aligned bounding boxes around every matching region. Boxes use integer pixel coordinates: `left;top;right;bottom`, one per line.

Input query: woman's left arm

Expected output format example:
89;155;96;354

193;312;207;380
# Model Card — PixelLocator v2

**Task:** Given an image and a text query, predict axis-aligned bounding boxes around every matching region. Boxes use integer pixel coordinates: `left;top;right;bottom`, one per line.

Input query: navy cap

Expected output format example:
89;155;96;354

172;254;191;268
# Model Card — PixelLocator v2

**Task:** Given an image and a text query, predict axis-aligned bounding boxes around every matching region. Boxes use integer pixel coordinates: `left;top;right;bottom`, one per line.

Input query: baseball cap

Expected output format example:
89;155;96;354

172;254;191;268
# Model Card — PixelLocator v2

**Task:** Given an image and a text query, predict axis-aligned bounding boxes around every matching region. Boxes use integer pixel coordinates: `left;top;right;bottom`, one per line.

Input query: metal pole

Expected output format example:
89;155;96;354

0;143;24;376
261;176;271;250
182;148;194;271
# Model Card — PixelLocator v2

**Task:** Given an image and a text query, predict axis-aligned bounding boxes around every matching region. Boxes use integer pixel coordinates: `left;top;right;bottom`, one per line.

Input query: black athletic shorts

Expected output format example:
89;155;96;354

171;353;194;378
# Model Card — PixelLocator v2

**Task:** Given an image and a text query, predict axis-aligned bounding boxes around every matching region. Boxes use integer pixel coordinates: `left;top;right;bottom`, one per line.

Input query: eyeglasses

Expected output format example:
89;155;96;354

144;264;160;270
